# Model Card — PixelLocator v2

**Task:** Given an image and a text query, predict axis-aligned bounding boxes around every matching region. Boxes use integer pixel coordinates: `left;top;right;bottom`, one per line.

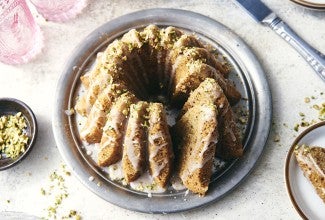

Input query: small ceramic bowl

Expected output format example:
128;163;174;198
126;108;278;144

0;98;38;171
285;121;325;219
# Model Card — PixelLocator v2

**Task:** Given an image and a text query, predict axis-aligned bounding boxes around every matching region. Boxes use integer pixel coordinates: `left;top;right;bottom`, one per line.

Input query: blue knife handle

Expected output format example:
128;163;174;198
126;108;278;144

263;13;325;82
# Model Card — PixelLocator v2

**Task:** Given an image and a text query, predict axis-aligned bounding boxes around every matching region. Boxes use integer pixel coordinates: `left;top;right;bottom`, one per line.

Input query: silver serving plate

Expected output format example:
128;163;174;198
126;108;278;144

52;8;272;213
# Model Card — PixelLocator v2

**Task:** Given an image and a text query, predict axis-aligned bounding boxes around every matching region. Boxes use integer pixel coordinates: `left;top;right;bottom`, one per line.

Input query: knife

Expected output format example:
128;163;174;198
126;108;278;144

235;0;325;82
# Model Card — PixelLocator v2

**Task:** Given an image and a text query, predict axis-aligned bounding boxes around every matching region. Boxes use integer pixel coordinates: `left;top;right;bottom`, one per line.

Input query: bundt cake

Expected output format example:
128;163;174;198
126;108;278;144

75;25;244;195
294;145;325;203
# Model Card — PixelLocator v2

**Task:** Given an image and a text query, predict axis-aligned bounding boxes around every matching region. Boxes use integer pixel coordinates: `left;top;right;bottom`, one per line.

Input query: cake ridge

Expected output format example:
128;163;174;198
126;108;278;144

147;103;174;188
98;92;138;167
180;77;243;159
122;101;149;183
174;104;219;195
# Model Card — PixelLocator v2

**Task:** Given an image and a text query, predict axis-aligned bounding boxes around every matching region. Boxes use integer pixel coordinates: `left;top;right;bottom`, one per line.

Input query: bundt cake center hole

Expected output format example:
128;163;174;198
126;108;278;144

146;92;180;126
146;93;168;105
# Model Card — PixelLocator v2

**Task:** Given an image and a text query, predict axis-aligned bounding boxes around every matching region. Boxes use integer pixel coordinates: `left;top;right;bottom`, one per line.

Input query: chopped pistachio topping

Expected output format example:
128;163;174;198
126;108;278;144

313;104;320;110
146;183;158;190
141;120;149;128
238;116;247;124
122;109;128;116
300;121;310;127
294;144;311;155
63;210;82;219
319;103;325;121
0;112;28;159
41;188;46;195
294;123;299;132
68;210;77;217
273;134;280;142
304;97;310;103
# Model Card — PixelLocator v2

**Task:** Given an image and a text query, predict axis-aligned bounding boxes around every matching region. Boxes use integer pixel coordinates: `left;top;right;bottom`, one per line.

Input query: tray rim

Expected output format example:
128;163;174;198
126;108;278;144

52;8;272;213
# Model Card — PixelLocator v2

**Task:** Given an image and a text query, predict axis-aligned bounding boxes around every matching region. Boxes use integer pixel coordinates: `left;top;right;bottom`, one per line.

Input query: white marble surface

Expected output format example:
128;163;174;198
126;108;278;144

0;0;324;219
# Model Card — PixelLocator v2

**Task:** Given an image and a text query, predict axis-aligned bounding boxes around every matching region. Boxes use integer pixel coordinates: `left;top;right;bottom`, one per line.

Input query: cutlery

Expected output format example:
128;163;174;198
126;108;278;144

235;0;325;82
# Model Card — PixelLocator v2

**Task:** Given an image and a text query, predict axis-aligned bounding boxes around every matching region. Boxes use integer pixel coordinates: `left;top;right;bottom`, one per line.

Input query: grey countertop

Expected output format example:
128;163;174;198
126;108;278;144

0;0;324;219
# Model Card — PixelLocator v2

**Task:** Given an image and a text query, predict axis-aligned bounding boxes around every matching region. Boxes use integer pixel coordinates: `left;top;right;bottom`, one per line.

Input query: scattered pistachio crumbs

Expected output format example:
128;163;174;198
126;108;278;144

41;163;81;220
273;134;280;142
293;93;325;132
273;92;324;145
0;112;28;159
304;97;310;103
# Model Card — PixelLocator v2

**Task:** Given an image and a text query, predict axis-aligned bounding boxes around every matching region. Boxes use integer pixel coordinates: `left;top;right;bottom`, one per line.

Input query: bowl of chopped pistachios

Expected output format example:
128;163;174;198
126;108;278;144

0;98;37;170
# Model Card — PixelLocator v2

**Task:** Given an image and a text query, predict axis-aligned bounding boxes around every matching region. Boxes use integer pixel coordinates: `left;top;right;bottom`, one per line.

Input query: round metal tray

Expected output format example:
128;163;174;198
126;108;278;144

52;8;272;213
